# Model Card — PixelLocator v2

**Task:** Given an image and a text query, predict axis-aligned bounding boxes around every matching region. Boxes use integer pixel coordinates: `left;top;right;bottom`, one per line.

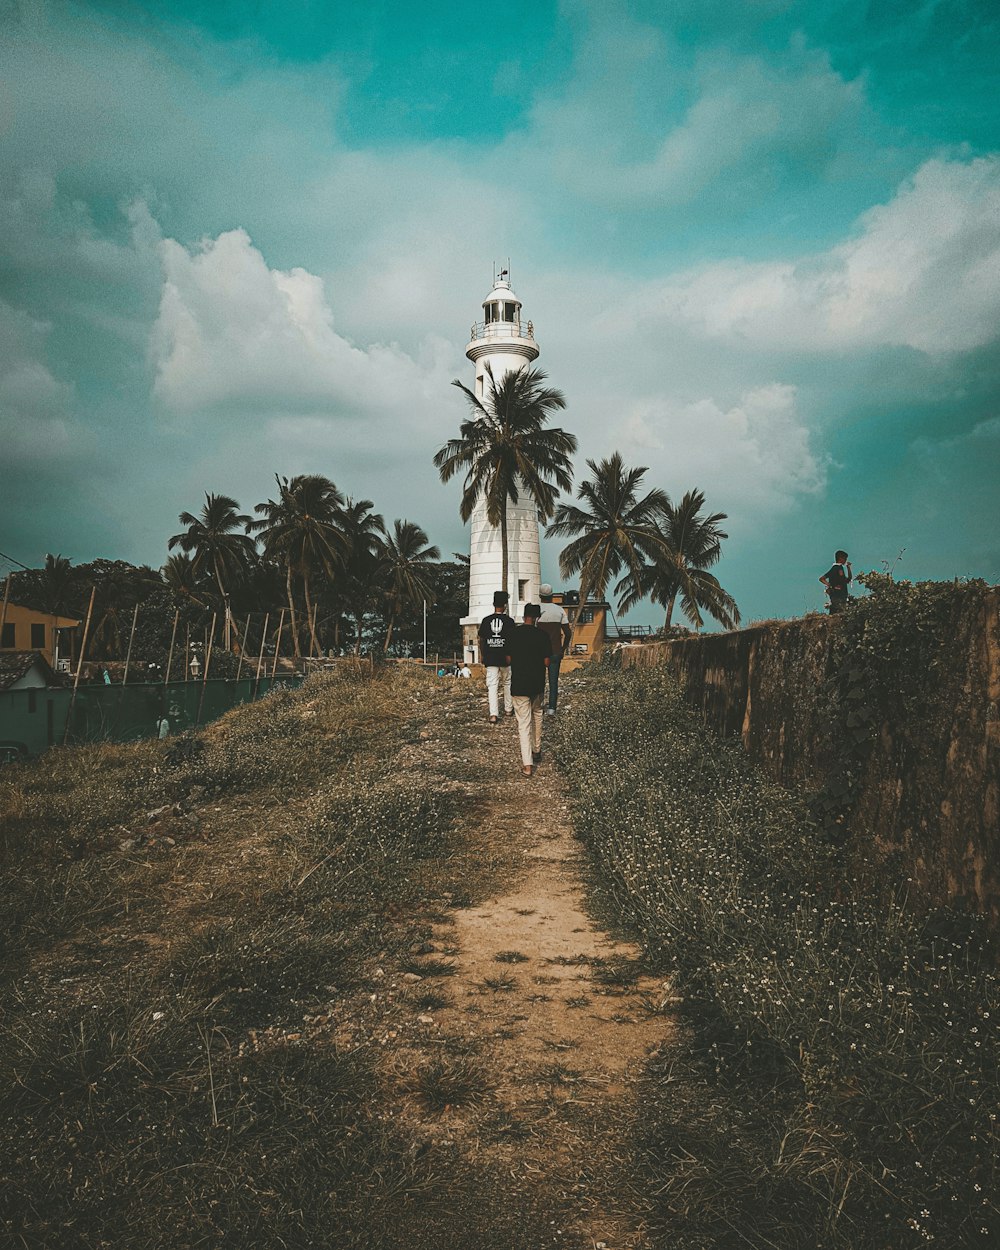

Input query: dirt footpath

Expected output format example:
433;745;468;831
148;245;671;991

379;685;675;1249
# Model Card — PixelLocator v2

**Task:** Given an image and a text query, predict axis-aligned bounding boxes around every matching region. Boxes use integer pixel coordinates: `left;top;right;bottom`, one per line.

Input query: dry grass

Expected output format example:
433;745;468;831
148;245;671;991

0;667;568;1250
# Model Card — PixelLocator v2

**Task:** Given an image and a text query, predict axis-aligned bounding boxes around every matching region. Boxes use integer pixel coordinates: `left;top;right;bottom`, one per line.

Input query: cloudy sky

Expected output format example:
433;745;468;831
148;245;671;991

2;0;998;624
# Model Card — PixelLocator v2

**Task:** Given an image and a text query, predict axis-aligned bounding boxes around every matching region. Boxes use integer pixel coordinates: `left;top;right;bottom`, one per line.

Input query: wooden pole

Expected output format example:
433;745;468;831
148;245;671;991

234;615;251;682
196;612;216;726
63;586;96;745
185;623;191;681
164;609;179;684
271;608;286;678
0;571;13;651
253;612;270;699
121;602;140;684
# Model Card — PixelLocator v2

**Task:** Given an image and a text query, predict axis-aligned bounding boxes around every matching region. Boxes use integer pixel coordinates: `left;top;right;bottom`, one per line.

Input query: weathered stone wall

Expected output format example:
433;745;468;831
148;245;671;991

621;588;1000;921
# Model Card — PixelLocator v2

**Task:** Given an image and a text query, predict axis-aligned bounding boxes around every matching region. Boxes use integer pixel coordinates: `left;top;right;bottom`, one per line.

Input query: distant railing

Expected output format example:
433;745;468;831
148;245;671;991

468;320;535;343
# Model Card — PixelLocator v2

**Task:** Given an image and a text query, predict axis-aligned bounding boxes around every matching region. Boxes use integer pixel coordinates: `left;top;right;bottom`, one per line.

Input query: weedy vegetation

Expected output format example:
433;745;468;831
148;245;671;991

557;662;999;1249
0;668;558;1249
493;949;529;963
408;1056;493;1112
482;975;519;993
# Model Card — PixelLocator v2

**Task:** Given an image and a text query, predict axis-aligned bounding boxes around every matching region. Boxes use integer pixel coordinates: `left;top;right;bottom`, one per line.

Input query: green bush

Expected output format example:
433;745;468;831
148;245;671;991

559;664;999;1248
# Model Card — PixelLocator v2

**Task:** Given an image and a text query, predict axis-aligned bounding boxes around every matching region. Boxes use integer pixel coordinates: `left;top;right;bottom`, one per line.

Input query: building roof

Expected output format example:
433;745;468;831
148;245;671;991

483;277;521;306
0;651;61;690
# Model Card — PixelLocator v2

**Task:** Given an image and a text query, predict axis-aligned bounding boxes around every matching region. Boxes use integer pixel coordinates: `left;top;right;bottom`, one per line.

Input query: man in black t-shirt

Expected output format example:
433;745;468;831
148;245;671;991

509;603;552;777
478;590;516;722
820;549;853;614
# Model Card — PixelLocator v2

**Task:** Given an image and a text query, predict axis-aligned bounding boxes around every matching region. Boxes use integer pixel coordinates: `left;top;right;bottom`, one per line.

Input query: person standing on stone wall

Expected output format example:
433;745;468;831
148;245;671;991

508;603;552;777
820;550;853;614
478;590;516;723
537;584;571;715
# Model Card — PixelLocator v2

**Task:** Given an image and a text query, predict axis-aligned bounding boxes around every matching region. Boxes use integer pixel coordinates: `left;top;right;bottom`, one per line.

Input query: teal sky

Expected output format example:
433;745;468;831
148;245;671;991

2;0;998;623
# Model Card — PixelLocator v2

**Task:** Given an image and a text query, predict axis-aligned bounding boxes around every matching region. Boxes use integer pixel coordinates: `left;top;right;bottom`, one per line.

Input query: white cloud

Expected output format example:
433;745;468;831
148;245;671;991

659;155;1000;353
620;382;827;516
620;53;863;205
0;299;83;468
515;24;866;209
150;227;453;420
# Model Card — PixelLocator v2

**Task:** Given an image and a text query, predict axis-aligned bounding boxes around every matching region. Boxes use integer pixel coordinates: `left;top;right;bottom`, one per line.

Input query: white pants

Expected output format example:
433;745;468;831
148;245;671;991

513;693;544;765
485;664;512;717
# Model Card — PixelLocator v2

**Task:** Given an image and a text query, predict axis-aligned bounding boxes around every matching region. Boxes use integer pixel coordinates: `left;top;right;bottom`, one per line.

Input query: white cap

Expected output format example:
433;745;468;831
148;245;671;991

539;583;553;597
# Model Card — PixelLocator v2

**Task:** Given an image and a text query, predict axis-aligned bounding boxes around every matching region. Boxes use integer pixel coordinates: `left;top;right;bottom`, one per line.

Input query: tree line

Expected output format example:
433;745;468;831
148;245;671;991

10;482;465;665
167;478;447;658
10;362;739;668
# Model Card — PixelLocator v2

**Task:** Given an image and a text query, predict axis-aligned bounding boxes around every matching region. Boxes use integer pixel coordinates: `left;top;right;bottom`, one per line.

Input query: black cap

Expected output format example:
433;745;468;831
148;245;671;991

523;602;541;619
493;590;509;606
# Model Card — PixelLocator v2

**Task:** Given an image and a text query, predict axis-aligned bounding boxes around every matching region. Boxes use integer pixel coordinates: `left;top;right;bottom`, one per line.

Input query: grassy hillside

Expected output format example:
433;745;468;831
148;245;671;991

6;659;996;1249
0;667;563;1249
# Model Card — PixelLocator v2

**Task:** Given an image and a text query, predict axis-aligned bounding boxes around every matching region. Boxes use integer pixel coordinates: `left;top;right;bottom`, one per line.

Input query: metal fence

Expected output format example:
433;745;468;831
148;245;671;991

0;676;295;759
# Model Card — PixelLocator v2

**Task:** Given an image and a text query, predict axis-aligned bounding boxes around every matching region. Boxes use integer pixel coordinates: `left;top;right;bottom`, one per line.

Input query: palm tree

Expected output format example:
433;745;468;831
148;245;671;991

39;553;75;616
434;363;576;598
251;475;347;657
87;562;161;659
380;520;440;653
617;489;740;631
546;453;670;631
336;499;386;654
162;553;211;608
168;493;257;647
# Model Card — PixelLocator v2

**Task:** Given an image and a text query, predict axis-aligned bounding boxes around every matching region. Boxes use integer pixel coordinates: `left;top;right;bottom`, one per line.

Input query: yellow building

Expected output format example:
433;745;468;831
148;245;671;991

0;601;80;670
547;591;609;669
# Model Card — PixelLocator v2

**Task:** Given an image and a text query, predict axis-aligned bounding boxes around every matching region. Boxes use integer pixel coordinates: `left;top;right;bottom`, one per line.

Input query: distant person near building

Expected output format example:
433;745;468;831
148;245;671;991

820;550;853;614
508;603;552;777
537;584;571;715
478;590;516;722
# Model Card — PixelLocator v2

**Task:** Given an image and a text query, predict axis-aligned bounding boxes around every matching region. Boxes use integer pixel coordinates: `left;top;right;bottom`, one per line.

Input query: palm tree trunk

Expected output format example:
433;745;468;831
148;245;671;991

354;613;364;655
285;563;301;657
303;571;317;657
664;591;677;629
500;499;510;607
383;611;395;654
569;584;589;650
213;559;230;650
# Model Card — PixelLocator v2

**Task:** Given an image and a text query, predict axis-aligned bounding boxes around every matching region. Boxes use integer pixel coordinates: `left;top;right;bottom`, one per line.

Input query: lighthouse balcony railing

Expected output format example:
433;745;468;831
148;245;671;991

468;320;535;343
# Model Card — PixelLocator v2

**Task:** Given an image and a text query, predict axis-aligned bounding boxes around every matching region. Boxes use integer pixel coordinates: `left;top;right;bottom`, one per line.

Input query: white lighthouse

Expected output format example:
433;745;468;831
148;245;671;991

460;268;542;661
